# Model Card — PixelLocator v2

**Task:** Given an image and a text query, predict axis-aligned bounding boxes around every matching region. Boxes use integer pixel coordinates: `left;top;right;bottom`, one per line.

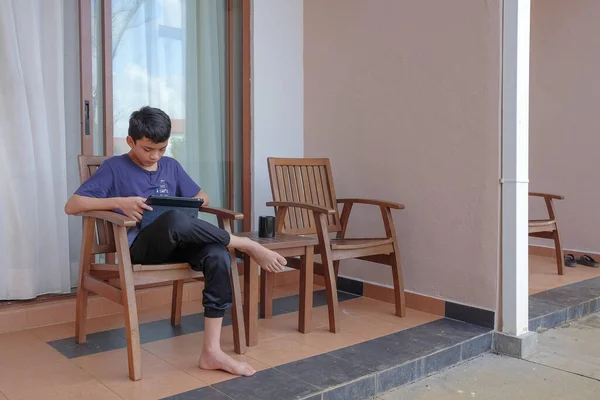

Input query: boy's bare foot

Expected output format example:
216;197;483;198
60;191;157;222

247;244;287;272
227;236;287;272
199;348;256;377
242;239;287;272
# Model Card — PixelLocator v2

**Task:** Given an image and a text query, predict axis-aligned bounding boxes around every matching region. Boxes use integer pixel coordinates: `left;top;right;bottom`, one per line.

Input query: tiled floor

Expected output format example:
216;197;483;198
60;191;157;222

0;284;446;400
529;254;600;295
2;255;593;399
529;255;600;332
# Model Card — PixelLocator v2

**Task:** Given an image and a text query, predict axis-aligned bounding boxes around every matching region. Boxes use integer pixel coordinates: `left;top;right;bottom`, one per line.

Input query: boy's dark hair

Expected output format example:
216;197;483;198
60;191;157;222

128;106;171;143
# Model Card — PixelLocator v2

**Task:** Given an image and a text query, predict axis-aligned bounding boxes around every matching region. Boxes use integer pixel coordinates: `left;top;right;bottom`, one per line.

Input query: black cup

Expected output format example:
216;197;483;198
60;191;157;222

258;216;275;238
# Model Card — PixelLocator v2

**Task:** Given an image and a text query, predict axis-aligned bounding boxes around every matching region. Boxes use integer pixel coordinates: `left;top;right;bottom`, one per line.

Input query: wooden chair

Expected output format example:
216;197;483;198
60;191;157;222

266;158;406;333
75;155;246;381
529;192;565;275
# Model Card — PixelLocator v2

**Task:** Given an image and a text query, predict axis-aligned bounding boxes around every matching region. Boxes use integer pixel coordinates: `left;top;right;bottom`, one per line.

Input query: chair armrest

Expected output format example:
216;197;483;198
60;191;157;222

337;198;405;210
266;201;336;215
529;192;564;200
200;206;244;220
79;211;137;227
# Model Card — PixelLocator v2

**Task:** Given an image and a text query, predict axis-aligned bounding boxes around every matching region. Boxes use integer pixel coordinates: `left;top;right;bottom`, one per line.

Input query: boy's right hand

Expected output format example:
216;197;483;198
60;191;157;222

117;197;153;222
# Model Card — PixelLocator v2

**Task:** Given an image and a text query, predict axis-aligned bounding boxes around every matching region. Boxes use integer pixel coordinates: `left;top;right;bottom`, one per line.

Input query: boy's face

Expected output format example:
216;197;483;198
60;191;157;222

126;136;168;168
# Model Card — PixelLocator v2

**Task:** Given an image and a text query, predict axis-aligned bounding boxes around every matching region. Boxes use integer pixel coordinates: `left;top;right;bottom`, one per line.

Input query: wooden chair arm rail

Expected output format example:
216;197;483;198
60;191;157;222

529;192;564;200
79;211;137;227
266;201;336;215
200;206;244;220
337;198;405;210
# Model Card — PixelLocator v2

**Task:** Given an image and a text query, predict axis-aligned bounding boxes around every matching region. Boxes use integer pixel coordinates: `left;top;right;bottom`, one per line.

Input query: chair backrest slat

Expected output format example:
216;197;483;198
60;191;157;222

268;158;341;235
78;155;116;255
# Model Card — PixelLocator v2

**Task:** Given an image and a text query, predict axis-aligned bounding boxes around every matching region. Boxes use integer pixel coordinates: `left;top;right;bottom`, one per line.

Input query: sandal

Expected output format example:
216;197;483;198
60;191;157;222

577;255;600;268
564;254;577;268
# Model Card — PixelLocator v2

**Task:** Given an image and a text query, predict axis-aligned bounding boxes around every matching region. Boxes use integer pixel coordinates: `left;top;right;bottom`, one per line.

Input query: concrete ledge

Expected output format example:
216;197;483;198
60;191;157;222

493;331;538;359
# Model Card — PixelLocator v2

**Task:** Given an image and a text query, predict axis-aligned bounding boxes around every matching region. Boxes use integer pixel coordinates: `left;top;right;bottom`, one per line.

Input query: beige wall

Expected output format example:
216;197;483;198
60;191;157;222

530;0;600;254
304;0;502;310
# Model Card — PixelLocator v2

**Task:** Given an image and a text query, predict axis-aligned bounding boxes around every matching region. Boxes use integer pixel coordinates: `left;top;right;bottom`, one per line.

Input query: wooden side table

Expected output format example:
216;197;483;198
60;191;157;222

236;232;319;347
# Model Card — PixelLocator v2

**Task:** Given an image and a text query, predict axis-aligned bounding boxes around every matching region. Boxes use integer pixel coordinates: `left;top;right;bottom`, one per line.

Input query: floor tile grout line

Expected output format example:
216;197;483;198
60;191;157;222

34;330;133;400
141;344;214;390
323;347;377;367
97;377;128;400
205;385;237;400
416;354;481;383
521;357;600;384
272;362;379;400
300;372;379;398
207;369;322;400
270;364;323;391
334;307;444;332
52;355;126;400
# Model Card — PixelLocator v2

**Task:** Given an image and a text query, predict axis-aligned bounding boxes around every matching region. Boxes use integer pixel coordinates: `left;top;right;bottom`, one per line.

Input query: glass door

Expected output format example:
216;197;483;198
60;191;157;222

80;0;250;220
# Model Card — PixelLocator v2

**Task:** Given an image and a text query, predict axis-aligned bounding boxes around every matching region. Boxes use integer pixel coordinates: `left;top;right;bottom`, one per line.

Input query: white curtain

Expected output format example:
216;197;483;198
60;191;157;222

184;0;227;214
0;0;71;299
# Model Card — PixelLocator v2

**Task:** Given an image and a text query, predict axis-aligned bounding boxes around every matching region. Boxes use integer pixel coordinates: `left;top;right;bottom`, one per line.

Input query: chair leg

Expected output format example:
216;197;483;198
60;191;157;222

333;260;341;280
75;286;89;344
381;206;406;317
553;229;565;276
171;280;184;326
390;243;406;317
76;217;95;344
121;275;143;381
230;253;247;355
315;213;340;333
114;225;142;381
322;256;340;334
299;246;314;333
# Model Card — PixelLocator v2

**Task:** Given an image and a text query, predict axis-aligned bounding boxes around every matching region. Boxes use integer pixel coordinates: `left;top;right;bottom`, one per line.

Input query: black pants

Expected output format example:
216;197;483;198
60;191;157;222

130;210;232;318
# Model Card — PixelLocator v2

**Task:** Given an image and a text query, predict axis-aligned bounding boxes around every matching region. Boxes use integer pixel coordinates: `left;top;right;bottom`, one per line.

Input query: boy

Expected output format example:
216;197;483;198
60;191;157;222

65;106;287;377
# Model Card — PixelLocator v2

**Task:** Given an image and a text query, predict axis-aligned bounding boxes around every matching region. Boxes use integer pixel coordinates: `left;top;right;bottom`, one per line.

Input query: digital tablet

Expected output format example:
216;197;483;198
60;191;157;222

140;195;204;230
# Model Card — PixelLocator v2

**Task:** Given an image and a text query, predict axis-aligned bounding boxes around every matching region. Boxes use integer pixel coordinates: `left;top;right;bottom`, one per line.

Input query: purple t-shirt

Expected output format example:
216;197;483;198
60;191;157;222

75;154;201;245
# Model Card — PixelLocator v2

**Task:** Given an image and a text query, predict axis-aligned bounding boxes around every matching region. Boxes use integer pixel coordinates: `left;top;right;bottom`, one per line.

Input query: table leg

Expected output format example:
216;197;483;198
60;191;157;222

299;246;314;333
260;271;274;319
244;257;259;347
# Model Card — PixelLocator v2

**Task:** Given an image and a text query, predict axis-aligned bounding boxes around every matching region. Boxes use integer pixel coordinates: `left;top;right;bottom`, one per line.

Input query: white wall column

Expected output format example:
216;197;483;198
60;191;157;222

501;0;531;336
251;0;304;228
